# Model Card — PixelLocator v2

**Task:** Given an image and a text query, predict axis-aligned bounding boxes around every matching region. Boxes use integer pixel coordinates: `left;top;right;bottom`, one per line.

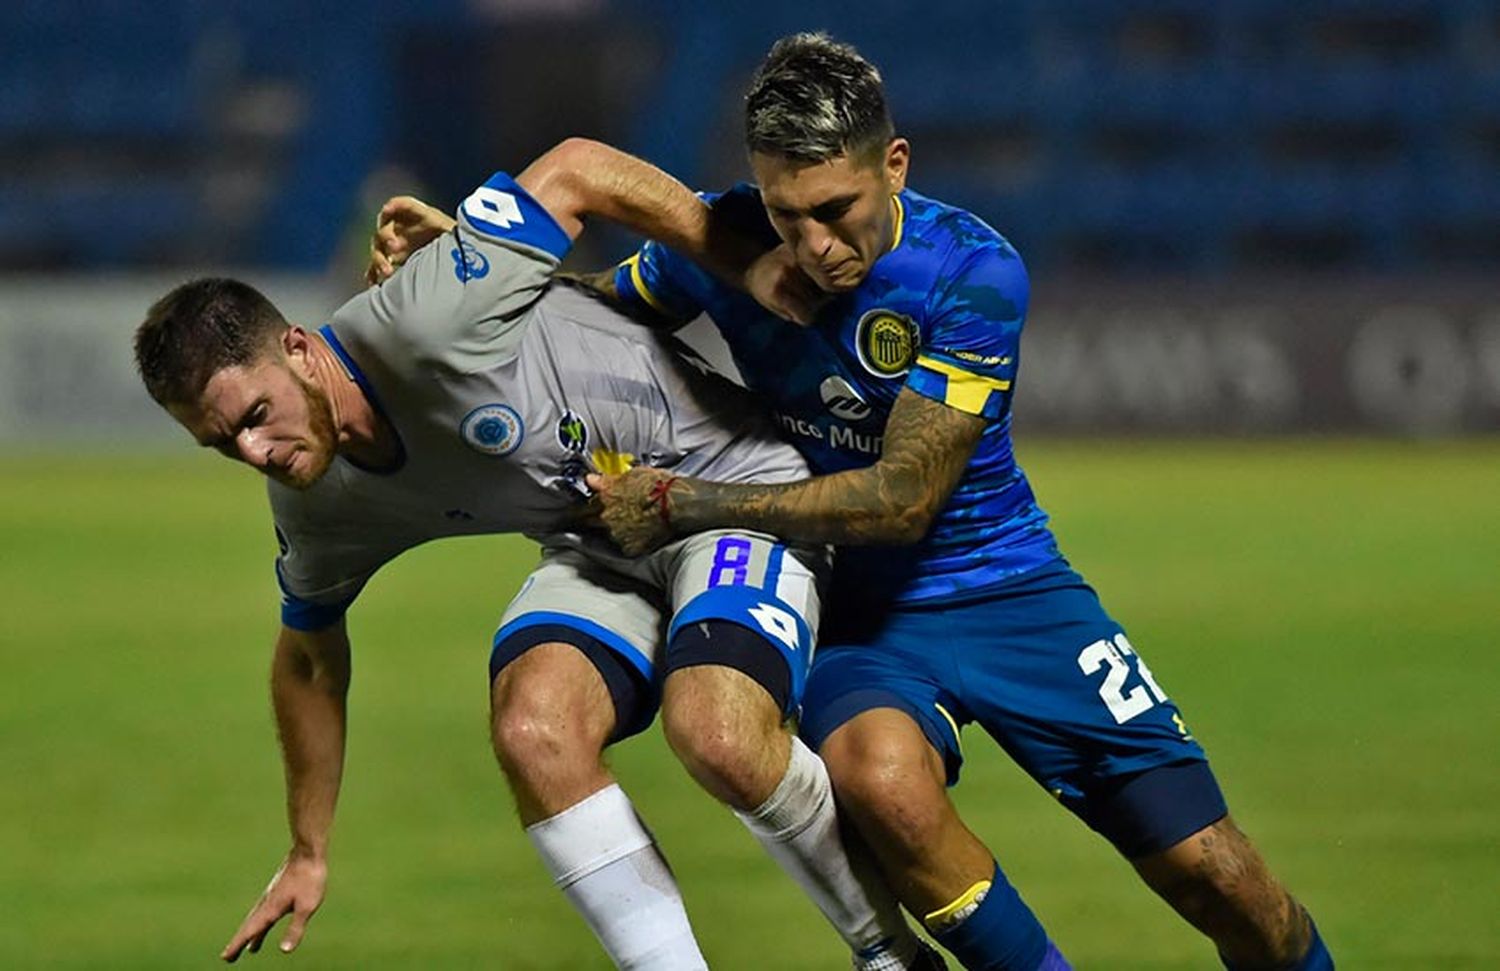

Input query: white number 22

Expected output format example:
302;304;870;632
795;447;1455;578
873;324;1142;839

1077;634;1169;724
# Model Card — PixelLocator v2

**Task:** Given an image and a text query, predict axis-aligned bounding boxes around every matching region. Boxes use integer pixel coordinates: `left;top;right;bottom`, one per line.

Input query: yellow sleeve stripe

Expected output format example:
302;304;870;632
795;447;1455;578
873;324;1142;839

915;354;1012;414
621;252;670;315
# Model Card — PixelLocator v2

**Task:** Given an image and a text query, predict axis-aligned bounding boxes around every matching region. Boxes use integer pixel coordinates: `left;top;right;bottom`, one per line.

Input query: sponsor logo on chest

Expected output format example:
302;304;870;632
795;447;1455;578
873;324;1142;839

771;411;883;457
555;410;592;498
556;410;589;453
819;375;872;422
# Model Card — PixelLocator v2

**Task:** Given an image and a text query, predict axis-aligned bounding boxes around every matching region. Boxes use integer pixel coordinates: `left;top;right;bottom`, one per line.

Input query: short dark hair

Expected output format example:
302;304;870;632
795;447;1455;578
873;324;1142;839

744;32;894;164
135;278;287;406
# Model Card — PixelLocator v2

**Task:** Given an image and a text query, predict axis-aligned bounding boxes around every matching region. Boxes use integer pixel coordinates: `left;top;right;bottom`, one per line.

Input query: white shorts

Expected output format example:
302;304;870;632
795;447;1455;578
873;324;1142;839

490;530;828;735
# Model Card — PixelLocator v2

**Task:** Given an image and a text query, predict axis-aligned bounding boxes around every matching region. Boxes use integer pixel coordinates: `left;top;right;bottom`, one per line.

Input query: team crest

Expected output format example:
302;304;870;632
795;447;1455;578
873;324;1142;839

556;410;589;453
450;242;490;282
460;403;523;456
855;310;920;377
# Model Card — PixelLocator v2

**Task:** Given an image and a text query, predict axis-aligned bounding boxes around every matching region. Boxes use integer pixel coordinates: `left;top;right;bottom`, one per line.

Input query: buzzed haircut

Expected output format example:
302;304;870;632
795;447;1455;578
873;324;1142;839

135;277;288;406
744;32;894;164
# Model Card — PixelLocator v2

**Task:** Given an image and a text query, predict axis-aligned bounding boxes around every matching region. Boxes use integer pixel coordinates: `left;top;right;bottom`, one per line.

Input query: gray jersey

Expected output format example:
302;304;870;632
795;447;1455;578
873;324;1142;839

271;172;807;622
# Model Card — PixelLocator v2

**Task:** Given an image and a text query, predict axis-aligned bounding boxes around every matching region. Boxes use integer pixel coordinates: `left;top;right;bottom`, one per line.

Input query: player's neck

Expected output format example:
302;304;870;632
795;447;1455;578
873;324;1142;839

309;334;400;468
882;194;902;256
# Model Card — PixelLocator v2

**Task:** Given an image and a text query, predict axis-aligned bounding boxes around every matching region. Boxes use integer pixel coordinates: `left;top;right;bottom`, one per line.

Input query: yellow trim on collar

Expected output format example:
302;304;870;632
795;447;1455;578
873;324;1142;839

890;194;905;251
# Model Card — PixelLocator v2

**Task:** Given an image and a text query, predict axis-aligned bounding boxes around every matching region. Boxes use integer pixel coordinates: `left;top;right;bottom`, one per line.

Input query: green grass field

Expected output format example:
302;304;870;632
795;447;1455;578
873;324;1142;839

4;440;1497;969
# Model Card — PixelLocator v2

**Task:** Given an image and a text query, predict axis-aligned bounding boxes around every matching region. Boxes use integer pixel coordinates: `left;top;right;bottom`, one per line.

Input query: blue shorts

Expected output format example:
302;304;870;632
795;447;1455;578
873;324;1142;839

801;562;1226;857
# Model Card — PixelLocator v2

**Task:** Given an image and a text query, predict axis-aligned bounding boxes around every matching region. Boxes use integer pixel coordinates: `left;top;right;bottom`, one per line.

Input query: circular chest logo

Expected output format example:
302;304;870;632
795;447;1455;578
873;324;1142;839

461;404;523;456
855;310;920;377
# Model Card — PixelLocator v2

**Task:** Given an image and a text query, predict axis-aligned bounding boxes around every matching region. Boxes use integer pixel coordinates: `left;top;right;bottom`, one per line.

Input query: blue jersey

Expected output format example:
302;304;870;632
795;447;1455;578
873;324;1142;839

613;184;1063;606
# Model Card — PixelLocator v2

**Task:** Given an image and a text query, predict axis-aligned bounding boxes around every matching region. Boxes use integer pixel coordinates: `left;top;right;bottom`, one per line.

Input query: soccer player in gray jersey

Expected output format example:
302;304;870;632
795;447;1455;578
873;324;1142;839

133;141;931;969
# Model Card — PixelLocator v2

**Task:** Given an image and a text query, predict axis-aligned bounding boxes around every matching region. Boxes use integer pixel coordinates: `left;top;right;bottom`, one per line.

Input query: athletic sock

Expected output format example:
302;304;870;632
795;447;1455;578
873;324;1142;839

1293;917;1333;971
526;784;707;970
1220;912;1333;971
927;865;1069;971
733;736;921;970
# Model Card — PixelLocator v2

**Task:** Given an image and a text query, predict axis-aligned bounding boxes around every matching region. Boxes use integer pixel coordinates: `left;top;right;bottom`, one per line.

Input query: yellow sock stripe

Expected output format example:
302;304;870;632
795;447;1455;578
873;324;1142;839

924;879;992;931
621;252;670;315
914;354;1012;415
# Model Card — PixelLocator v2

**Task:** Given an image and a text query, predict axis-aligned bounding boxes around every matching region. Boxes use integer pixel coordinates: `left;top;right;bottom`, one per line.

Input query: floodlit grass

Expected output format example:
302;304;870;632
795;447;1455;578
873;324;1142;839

3;440;1497;968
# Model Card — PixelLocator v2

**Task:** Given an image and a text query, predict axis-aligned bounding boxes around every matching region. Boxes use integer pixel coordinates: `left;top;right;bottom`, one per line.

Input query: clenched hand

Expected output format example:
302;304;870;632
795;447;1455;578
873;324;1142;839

585;468;682;556
365;195;456;285
744;244;829;326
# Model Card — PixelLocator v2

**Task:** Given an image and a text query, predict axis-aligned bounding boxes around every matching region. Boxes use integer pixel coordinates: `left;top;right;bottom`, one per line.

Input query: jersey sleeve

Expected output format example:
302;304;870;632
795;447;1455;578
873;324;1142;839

276;557;362;631
905;239;1030;421
269;490;410;631
349;172;573;368
611;183;778;325
611;241;709;324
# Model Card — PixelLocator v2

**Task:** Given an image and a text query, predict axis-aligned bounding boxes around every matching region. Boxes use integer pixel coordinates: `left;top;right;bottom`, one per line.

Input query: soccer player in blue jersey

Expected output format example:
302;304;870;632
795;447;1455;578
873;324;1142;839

371;34;1333;970
580;34;1335;971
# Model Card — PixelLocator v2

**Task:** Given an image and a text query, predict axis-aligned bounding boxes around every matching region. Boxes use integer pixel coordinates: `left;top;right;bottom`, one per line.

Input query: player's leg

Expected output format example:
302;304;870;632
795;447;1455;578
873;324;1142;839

489;550;706;970
805;644;1070;971
658;532;931;970
1131;815;1330;970
951;563;1330;969
490;640;618;823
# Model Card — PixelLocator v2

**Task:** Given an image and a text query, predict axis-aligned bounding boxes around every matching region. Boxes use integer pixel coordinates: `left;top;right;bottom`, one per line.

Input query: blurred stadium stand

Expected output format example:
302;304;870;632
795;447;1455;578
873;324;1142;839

2;0;1497;274
1;1;1496;440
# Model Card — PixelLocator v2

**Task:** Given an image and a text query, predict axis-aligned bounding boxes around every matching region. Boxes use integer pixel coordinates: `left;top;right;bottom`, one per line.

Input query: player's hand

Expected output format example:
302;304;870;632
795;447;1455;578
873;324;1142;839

365;195;456;285
585;468;680;556
745;244;828;326
221;853;328;962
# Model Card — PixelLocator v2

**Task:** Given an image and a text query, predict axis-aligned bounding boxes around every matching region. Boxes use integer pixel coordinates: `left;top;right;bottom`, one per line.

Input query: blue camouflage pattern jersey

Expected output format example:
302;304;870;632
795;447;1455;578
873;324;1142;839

614;184;1063;606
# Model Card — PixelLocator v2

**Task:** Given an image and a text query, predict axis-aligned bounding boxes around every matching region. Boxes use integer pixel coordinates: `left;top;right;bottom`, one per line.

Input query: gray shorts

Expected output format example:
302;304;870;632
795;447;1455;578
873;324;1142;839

491;530;828;733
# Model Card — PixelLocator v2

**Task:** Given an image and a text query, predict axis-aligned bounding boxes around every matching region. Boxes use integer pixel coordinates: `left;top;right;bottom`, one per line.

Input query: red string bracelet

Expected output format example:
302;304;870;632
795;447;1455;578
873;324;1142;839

646;475;679;525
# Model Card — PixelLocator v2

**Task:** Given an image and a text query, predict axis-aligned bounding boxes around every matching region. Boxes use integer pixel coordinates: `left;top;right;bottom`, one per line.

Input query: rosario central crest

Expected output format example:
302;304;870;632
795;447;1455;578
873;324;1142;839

855;309;920;377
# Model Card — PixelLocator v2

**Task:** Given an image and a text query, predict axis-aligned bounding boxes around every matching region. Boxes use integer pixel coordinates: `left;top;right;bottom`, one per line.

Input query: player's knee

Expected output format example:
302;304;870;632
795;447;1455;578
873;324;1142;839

490;651;609;779
821;717;949;853
661;669;785;810
663;712;758;803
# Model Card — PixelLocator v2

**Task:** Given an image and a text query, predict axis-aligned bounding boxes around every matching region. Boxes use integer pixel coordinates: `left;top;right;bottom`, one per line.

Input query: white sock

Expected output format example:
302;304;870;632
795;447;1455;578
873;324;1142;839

526;784;707;970
734;737;920;970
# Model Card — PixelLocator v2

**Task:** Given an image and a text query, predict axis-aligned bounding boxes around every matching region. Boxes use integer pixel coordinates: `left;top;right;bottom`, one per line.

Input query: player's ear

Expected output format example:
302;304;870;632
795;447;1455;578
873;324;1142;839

282;326;314;376
884;138;910;194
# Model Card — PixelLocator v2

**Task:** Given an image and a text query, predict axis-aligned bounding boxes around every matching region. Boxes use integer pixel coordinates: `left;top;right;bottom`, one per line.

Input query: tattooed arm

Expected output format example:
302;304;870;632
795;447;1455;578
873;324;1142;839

553;268;621;300
589;388;984;554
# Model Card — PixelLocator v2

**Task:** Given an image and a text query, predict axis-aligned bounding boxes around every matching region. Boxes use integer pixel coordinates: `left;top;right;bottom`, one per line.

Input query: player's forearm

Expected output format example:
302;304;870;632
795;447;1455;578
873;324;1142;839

666;389;984;547
270;625;351;861
523;138;763;284
670;465;931;546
